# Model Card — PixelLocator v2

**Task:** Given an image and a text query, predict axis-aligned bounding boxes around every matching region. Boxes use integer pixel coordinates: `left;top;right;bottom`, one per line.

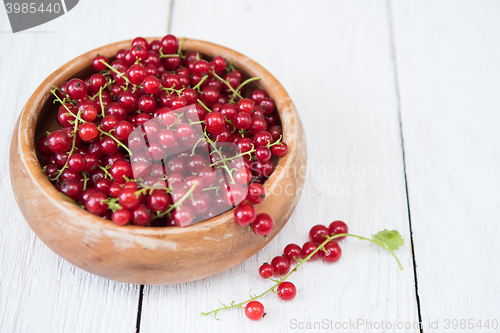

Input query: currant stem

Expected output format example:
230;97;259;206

201;232;403;319
196;99;212;113
100;59;132;88
192;75;208;92
158;183;198;217
98;87;105;117
49;89;82;182
211;71;243;100
229;77;261;103
98;165;114;180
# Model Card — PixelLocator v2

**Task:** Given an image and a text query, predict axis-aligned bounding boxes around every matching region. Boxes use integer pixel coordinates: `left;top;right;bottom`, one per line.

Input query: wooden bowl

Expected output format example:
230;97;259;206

9;38;307;285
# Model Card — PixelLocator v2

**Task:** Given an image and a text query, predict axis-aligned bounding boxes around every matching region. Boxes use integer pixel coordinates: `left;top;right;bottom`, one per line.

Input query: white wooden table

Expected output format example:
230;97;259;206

1;1;499;332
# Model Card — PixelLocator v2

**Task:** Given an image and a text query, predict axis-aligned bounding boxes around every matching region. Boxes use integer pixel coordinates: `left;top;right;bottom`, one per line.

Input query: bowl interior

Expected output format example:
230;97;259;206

33;39;285;231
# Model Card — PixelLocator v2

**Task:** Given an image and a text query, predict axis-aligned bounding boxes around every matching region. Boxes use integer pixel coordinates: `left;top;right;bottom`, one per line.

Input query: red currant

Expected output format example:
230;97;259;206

245;301;264;321
283;243;303;262
271;256;290;276
329;220;348;240
321;241;342;263
302;242;320;261
277;281;296;301
251;213;274;236
258;263;274;279
234;204;256;227
309;224;330;243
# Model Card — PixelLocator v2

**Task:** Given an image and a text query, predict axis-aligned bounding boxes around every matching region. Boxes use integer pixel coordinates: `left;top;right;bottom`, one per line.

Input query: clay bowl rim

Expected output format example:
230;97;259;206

16;37;298;238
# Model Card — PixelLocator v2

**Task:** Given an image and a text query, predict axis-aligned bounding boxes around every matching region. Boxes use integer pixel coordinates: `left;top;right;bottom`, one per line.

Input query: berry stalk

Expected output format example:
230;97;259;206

201;230;403;320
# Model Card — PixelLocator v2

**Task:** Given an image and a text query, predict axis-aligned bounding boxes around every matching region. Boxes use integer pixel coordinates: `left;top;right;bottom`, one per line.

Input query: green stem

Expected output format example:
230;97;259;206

100;59;132;88
192;75;208;92
177;37;186;59
49;90;81;182
211;72;243;99
98;86;105;117
158;183;198;217
201;232;403;319
98;166;114;180
196;99;212;113
229;77;261;103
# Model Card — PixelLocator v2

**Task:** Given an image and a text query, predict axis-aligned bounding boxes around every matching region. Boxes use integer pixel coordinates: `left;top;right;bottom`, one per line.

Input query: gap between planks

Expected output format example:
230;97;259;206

386;0;423;331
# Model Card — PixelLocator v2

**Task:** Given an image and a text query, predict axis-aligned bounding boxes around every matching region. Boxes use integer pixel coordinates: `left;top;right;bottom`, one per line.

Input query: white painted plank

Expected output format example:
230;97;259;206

391;0;500;326
0;1;171;332
140;1;418;332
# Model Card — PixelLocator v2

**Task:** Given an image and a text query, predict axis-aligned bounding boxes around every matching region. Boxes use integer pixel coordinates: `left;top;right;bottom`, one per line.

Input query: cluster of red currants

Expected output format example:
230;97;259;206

244;221;348;320
36;34;288;232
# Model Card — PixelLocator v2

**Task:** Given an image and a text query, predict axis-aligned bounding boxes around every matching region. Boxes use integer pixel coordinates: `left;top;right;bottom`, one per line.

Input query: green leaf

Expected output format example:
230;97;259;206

372;229;404;251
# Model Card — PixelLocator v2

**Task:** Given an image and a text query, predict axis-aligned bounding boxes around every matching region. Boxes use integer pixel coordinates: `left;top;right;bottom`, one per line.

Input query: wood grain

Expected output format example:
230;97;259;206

391;0;500;325
140;1;419;332
0;0;171;332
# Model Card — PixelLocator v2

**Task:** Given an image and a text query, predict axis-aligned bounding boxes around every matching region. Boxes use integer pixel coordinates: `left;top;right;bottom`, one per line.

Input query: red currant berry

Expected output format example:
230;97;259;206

68;154;85;172
251;160;274;178
268;125;282;142
58;180;82;201
245;301;264;321
271;142;288;157
48;130;71;153
309;224;330;243
118;188;140;210
94;178;112;195
249;116;268;135
233;112;252;130
259;263;274;279
146;190;171;211
190;193;210;215
118;90;139;111
143;76;160;94
101;115;118;132
205;112;226;134
234;204;256;227
109;159;132;183
87;73;107;94
329;220;348;240
161;34;179;54
249;89;268;103
237;98;255;114
260;97;275;114
172;206;195;227
85;191;108;215
78;122;99;141
200;86;220;107
130;44;148;60
277;282;296;301
246;183;266;204
112;209;131;226
114;120;134;141
66;78;87;100
233;167;252;184
321;241;342;263
213;56;226;71
37;136;52;157
283;243;303;262
302;241;320;261
127;64;147;85
92;55;109;71
255;146;272;162
271;256;290;276
193;59;210;75
252;213;274;236
253;131;273;148
138;95;157;113
131;204;152;226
